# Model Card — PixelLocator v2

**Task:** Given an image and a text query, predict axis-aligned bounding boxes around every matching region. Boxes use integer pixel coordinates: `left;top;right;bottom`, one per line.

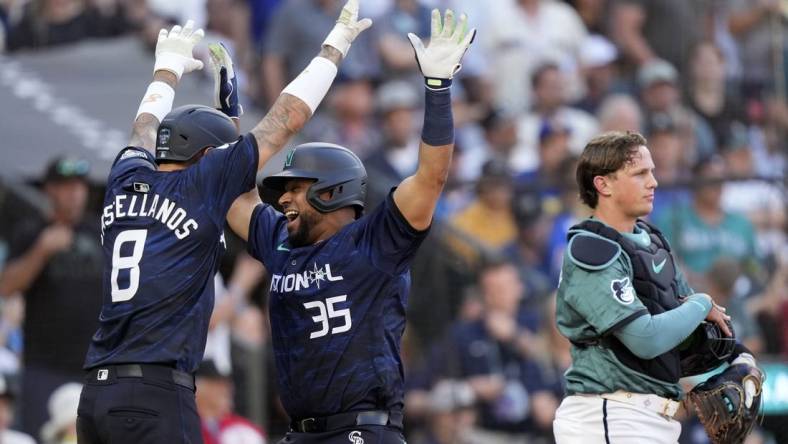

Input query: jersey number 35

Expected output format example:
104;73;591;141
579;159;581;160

303;295;352;339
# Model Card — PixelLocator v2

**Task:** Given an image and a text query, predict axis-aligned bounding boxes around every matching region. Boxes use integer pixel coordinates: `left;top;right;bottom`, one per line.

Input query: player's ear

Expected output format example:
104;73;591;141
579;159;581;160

593;174;613;198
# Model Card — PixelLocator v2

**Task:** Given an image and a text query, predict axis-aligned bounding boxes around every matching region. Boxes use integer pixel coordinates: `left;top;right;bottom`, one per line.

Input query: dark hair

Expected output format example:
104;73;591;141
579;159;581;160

531;62;560;89
576;131;647;208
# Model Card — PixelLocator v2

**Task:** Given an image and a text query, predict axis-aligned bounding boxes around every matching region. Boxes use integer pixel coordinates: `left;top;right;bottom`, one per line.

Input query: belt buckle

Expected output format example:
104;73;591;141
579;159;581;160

661;399;676;417
299;417;317;433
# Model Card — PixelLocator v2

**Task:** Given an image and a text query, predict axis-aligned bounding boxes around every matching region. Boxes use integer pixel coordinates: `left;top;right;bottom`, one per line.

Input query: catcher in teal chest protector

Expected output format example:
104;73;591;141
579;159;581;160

552;131;763;444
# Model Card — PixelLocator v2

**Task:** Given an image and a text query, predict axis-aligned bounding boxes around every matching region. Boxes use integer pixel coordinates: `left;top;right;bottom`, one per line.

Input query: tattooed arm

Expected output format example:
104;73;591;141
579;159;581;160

129;70;178;151
250;46;341;170
227;0;371;241
129;20;204;153
250;0;371;170
225;47;342;242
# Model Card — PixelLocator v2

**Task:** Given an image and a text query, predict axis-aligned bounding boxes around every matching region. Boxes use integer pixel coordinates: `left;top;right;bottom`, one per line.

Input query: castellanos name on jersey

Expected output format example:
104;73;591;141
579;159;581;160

100;189;199;243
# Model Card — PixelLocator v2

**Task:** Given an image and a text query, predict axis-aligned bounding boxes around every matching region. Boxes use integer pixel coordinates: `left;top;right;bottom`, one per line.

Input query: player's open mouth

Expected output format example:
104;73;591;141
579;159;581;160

285;209;299;222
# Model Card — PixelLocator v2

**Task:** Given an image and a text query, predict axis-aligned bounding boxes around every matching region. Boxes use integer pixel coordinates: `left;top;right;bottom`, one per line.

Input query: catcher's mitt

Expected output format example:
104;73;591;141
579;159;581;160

687;363;764;444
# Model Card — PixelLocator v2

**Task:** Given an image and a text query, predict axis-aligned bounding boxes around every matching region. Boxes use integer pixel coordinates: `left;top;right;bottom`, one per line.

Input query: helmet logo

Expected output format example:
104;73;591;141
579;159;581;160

157;128;171;149
285;148;296;168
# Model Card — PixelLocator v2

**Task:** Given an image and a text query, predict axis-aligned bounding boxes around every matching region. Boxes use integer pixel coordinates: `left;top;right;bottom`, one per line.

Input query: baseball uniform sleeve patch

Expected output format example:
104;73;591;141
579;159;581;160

558;252;646;335
610;277;636;305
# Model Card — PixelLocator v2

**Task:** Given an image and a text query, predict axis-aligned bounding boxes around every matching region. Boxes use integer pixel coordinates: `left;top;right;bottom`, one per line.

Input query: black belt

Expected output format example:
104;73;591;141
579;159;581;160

291;410;403;433
85;364;195;391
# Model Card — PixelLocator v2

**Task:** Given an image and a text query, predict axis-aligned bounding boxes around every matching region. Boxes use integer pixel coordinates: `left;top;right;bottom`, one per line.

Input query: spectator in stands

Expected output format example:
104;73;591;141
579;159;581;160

705;258;763;353
0;294;22;374
196;360;266;444
719;123;785;269
410;379;478;444
480;109;519;163
510;63;598;173
249;0;284;50
686;41;744;148
448;159;517;266
611;0;709;74
637;58;716;160
373;0;430;80
364;80;422;208
438;259;558;443
746;96;787;182
725;0;787;98
655;155;761;288
0;157;102;437
0;373;34;444
456;108;519;184
300;76;381;158
6;0;131;51
748;255;787;356
575;34;620;114
566;0;613;35
261;0;379;105
40;382;81;444
541;156;586;285
645;112;691;221
517;118;572;197
596;93;643;132
505;191;553;307
205;252;266;377
480;0;587;113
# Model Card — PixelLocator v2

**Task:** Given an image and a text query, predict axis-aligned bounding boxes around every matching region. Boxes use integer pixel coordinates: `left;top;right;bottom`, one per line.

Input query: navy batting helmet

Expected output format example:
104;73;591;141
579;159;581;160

155;105;238;163
263;143;367;217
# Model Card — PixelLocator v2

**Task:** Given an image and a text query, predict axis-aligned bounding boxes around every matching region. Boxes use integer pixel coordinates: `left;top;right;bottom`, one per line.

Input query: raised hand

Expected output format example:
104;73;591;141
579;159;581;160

407;9;476;88
154;20;205;80
322;0;373;58
208;42;243;119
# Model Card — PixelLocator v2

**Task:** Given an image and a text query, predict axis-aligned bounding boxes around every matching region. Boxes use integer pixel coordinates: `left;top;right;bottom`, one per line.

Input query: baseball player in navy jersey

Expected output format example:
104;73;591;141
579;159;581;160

76;3;372;442
224;9;475;444
551;132;760;443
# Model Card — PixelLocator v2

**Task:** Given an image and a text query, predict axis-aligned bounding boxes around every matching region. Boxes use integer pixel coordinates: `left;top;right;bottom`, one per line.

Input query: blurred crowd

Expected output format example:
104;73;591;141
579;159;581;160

0;0;786;443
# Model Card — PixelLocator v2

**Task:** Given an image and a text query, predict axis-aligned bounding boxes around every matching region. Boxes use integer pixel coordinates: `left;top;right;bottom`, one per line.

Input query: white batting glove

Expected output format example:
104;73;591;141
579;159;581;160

154;20;205;80
408;9;476;89
323;0;373;58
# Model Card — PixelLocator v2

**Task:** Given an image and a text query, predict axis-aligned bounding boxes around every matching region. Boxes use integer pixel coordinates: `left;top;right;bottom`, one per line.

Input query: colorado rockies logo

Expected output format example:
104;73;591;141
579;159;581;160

610;277;635;305
348;431;364;444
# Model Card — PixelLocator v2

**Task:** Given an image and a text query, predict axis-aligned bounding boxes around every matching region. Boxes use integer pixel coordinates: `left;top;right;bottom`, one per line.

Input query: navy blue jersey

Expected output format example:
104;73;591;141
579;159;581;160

247;192;428;419
84;135;258;373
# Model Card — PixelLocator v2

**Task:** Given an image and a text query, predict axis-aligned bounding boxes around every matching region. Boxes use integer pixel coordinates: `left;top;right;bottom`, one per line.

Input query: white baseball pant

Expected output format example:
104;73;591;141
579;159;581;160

553;395;681;444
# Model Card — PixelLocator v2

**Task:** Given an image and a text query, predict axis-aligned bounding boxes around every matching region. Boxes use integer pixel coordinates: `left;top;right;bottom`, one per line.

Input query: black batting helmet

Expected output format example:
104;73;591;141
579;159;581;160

155;105;238;163
262;143;367;217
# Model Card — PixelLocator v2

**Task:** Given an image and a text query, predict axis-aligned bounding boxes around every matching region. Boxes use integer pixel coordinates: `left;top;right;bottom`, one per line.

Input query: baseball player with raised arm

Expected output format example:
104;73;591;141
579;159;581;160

551;131;761;444
225;8;475;444
76;3;371;442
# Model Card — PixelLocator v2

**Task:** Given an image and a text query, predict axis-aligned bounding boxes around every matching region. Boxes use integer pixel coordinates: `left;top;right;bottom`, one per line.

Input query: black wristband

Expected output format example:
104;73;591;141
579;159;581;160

421;84;453;146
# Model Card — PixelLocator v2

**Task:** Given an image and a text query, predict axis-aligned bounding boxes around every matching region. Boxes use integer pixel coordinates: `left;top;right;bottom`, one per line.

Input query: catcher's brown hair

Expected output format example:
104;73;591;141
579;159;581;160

576;131;647;208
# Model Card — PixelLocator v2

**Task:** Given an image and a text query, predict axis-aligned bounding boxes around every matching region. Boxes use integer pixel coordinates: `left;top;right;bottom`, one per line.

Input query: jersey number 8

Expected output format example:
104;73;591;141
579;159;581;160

303;295;352;339
110;229;148;302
